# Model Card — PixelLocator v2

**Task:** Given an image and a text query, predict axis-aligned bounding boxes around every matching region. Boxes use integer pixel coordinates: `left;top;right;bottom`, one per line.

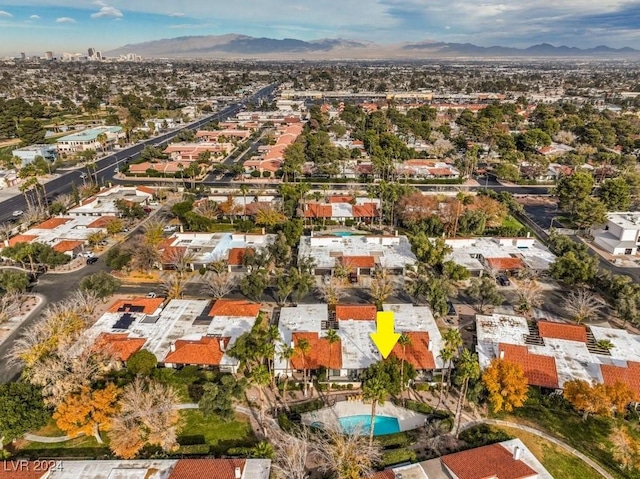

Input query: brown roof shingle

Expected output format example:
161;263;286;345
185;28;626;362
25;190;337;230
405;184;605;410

441;443;538;479
600;361;640;402
391;332;436;370
291;332;342;370
499;343;559;389
340;256;376;268
164;337;230;366
93;333;146;361
538;321;587;343
169;459;246;479
335;304;377;321
209;299;261;317
485;257;525;271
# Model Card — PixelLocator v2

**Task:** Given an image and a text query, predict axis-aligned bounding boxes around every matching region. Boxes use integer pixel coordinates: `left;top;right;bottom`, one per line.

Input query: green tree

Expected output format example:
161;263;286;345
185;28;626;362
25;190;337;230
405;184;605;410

555;171;594;217
0;270;30;293
18;117;46;145
80;271;121;299
573;197;607;230
127;350;157;375
597;177;631;211
0;383;49;449
239;269;268;302
398;333;412;392
295;337;311;397
465;276;504;313
454;349;480;436
199;377;247;422
325;329;340;376
1;241;70;271
550;250;598;286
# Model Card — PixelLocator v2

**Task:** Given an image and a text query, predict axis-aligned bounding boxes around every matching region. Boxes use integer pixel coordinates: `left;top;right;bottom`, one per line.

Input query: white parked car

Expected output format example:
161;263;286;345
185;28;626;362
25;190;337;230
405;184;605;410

11;210;23;217
163;225;177;233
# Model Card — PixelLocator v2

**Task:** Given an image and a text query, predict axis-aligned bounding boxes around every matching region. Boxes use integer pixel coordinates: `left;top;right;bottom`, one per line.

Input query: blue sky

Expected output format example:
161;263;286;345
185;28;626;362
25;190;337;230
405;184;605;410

1;0;640;56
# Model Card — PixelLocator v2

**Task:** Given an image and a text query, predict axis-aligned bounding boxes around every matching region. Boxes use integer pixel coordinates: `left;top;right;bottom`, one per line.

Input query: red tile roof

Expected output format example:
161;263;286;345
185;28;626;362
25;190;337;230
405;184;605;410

340;256;376;268
169;459;246;479
52;240;84;253
33;217;71;229
499;343;559;389
391;332;436;370
209;299;261;317
600;361;640;402
538;321;587;343
164;336;230;366
353;203;377;218
93;333;146;361
0;461;52;479
304;203;333;218
228;247;253;266
87;215;119;228
441;442;538;479
368;471;395;479
7;234;38;247
485;257;525;271
291;332;342;370
329;195;353;203
108;297;164;314
336;304;377;321
136;186;155;195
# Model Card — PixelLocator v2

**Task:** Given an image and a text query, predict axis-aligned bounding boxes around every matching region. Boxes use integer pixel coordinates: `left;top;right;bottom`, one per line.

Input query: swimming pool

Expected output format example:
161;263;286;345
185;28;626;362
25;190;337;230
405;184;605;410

332;231;354;237
338;415;400;436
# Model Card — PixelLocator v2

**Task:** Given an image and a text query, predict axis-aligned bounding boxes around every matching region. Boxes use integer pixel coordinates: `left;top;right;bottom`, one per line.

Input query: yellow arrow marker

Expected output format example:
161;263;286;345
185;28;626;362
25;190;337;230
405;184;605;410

370;311;401;359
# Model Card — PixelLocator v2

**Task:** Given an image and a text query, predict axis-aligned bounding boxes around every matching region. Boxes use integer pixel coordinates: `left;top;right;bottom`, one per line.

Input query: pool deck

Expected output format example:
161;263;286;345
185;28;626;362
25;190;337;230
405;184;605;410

301;400;428;433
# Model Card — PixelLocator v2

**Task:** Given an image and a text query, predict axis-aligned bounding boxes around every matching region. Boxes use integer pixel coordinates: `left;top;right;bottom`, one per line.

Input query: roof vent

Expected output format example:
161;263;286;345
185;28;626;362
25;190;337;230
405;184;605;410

235;466;242;479
513;446;522;460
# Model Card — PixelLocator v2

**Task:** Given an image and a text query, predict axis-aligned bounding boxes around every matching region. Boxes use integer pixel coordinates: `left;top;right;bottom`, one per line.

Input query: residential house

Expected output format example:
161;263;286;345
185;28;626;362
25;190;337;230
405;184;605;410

0;169;19;188
12;144;58;166
67;185;154;217
243;123;304;175
593;212;640;256
298;234;417;277
476;314;640;400
301;196;380;224
395;160;460;180
163;142;234;162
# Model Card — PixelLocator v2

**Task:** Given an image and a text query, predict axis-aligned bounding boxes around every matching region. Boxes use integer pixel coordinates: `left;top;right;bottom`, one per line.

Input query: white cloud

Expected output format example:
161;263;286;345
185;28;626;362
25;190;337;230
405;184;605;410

168;12;185;17
91;4;123;19
55;16;76;23
30;14;40;19
0;10;13;17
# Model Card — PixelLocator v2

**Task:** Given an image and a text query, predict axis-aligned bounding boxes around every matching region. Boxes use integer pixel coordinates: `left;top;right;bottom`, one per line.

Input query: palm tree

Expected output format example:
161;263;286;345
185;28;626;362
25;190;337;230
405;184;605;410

454;349;480;436
240;184;249;219
362;376;387;447
251;364;271;431
398;333;411;392
442;328;462;399
266;325;281;386
279;343;295;409
96;132;108;154
324;329;340;378
295;338;311;397
321;184;330;202
438;347;454;408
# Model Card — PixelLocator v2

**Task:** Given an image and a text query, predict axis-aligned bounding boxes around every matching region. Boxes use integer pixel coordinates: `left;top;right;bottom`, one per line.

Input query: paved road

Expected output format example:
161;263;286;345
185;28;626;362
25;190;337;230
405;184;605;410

0;84;277;225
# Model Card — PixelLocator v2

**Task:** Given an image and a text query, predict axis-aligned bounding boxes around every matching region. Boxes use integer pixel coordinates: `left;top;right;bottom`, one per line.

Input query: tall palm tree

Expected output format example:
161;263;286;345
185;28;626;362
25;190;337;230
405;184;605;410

251;364;271;432
454;349;480;436
442;328;463;399
240;184;249;219
295;338;311;397
398;333;411;392
266;325;281;386
437;347;454;408
362;376;387;447
279;343;295;409
324;329;340;378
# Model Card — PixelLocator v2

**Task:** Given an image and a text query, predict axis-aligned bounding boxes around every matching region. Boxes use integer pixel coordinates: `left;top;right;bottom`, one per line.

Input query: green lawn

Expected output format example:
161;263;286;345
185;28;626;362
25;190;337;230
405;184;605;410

179;409;256;455
502;215;525;230
497;426;605;479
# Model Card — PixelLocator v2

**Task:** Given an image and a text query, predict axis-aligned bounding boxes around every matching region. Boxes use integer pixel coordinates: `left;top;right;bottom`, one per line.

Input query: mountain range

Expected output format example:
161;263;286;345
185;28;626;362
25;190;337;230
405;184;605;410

106;33;640;59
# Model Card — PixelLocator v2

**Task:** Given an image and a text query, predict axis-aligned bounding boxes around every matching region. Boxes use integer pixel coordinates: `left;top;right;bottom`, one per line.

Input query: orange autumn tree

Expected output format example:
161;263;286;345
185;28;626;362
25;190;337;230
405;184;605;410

564;379;634;420
53;383;120;443
482;358;529;413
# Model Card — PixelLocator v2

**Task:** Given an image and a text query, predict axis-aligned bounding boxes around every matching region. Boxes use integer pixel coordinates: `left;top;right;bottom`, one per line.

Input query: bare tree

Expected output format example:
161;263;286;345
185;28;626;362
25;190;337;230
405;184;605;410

270;426;311;479
21;204;48;227
514;279;543;317
369;268;394;309
315;278;345;306
163;247;195;277
0;292;23;324
202;272;237;299
311;424;382;479
564;288;602;324
108;378;182;458
161;272;187;300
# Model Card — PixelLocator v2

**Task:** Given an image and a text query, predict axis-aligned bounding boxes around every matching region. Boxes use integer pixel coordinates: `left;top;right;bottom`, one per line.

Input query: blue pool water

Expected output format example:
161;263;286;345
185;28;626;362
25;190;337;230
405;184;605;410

332;231;354;237
338;415;401;436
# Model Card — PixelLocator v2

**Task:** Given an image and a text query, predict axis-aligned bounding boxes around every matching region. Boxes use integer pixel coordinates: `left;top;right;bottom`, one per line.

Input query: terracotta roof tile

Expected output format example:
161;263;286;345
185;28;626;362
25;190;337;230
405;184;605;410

0;461;52;479
485;257;525;271
336;304;377;321
441;442;538;479
136;186;155;195
600;361;640;402
538;321;587;343
93;333;146;361
340;256;376;268
169;459;246;479
304;204;333;218
33;217;71;229
368;471;395;479
499;343;559;389
164;336;230;366
291;332;342;370
209;299;261;317
87;216;119;228
228;247;253;266
329;195;353;203
52;240;84;253
391;332;436;370
7;234;38;247
353;203;377;218
108;297;164;314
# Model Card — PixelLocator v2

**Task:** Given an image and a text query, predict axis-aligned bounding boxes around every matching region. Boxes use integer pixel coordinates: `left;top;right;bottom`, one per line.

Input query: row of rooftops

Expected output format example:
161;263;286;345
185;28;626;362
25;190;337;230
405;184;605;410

476;313;640;400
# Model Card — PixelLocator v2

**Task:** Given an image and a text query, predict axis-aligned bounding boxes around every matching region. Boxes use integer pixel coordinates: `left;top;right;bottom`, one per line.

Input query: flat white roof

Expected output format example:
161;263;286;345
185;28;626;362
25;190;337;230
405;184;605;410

168;232;276;265
607;212;640;231
590;325;640;362
23;216;107;246
299;235;417;270
445;237;556;271
339;320;380;370
46;460;176;479
275;304;327;370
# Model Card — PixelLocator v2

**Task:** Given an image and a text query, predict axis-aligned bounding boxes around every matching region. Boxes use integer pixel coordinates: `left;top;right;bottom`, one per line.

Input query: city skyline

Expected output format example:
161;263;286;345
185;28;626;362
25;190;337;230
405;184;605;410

1;0;640;57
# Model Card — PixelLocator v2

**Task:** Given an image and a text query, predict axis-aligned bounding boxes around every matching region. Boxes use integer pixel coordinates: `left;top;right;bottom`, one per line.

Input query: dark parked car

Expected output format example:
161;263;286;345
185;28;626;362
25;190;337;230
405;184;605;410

496;274;510;286
86;256;98;265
